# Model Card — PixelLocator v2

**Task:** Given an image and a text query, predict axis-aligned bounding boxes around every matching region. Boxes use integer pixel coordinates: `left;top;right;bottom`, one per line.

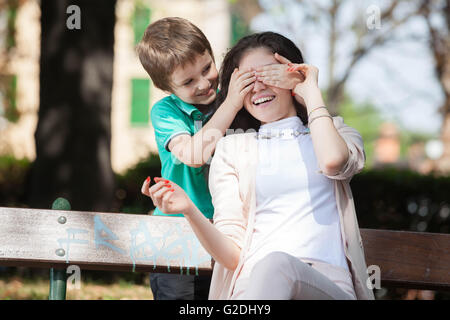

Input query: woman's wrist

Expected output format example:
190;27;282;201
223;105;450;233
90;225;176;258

184;201;199;219
303;87;325;110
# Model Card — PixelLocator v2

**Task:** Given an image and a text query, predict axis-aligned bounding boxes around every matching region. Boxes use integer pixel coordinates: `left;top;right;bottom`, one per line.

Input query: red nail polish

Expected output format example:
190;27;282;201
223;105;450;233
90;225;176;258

291;91;296;96
146;176;150;182
170;189;175;192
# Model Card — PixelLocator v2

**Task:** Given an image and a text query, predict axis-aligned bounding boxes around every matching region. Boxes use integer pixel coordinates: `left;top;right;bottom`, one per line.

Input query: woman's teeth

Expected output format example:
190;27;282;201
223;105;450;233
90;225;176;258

253;96;275;105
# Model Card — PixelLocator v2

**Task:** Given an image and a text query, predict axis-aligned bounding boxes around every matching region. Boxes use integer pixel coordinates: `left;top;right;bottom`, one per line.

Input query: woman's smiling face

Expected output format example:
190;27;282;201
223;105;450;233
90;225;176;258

239;47;297;125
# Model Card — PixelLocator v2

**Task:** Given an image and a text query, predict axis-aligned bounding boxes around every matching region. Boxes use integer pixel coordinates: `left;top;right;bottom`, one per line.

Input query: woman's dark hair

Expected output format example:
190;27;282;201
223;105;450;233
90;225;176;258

208;32;308;131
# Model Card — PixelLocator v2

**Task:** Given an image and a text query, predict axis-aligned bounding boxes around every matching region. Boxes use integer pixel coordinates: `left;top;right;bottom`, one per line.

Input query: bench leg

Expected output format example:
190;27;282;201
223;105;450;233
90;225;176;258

49;198;70;300
49;268;67;300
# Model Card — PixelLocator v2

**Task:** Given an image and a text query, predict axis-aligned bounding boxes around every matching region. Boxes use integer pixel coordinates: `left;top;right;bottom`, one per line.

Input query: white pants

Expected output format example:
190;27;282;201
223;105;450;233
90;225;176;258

231;252;357;300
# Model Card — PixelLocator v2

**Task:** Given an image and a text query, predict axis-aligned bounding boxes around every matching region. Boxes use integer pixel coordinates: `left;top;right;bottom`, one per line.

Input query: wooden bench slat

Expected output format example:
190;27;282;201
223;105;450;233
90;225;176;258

0;207;212;275
1;207;449;291
361;229;450;291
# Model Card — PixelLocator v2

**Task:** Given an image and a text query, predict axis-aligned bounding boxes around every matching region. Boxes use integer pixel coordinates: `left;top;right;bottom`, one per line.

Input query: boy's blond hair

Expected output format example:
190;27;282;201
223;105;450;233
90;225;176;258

136;17;214;92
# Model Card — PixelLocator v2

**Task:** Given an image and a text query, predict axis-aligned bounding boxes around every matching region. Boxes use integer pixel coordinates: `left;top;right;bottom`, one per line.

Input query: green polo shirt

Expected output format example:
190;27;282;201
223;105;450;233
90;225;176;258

150;94;214;218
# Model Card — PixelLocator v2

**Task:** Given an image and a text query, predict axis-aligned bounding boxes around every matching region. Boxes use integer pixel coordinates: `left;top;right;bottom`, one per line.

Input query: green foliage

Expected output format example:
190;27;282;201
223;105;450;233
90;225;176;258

3;151;449;236
338;93;385;168
0;152;162;213
398;130;435;159
0;155;31;207
334;91;435;169
113;152;162;214
351;167;450;234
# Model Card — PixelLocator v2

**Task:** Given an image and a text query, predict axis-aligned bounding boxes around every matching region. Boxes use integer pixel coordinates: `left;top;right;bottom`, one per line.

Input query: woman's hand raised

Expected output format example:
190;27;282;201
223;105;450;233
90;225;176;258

255;53;320;101
254;53;304;90
141;177;194;216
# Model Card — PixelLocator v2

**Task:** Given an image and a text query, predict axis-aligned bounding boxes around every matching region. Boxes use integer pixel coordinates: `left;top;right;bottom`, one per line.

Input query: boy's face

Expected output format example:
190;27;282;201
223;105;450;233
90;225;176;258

169;51;218;106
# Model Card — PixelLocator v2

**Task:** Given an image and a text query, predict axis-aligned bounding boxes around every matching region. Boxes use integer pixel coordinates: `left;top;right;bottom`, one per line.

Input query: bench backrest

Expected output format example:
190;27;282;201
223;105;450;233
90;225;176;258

0;207;449;290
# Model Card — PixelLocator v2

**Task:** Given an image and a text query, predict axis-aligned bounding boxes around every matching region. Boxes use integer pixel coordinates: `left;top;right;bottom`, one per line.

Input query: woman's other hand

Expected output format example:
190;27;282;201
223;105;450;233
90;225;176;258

254;53;305;90
141;177;194;215
289;64;320;102
255;53;320;102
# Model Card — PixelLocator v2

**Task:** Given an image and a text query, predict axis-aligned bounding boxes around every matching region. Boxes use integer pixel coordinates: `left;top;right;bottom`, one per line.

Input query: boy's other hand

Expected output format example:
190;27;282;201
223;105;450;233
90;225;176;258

225;68;256;111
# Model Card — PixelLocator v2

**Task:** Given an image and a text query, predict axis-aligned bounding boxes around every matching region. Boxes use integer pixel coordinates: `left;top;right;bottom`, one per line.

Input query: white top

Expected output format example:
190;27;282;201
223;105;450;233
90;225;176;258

242;116;349;276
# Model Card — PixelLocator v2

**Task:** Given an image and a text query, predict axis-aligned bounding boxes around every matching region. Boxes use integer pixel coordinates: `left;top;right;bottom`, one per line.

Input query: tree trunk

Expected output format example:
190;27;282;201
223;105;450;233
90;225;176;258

325;83;343;117
29;0;116;211
438;110;450;174
425;0;450;175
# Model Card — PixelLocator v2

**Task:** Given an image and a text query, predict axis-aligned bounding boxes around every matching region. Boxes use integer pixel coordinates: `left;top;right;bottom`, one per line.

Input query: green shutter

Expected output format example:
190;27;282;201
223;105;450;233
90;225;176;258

131;4;151;126
130;78;150;126
231;12;250;46
133;4;151;45
7;5;18;49
3;75;18;123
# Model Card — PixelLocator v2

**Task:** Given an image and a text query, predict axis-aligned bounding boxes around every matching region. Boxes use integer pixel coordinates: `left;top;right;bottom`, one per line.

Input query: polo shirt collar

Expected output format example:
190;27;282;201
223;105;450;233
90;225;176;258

170;94;206;121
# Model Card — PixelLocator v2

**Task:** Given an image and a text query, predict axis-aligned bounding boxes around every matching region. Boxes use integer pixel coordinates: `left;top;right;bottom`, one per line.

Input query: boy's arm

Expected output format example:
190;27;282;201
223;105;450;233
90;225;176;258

168;69;255;168
167;99;240;168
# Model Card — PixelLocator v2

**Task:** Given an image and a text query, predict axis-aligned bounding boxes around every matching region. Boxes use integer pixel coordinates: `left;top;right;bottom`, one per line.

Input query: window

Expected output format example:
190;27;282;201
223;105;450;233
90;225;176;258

230;11;250;46
131;4;151;126
133;4;151;45
130;78;150;126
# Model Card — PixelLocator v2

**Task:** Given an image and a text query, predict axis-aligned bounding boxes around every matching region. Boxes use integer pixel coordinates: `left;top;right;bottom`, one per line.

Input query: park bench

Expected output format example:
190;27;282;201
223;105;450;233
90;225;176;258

0;198;449;299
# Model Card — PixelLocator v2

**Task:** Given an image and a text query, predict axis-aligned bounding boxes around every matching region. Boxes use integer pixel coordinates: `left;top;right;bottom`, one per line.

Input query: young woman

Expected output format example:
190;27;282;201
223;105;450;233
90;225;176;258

142;32;375;300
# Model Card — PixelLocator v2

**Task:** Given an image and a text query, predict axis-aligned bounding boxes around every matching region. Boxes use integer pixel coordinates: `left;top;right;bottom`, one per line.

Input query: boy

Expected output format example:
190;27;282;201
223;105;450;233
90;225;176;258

136;17;255;300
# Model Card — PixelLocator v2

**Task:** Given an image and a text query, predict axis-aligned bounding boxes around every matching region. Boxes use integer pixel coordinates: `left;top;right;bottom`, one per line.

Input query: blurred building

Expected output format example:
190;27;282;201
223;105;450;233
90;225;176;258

373;121;448;175
435;116;450;174
0;0;40;160
373;122;409;169
374;122;401;165
0;0;236;174
112;0;232;174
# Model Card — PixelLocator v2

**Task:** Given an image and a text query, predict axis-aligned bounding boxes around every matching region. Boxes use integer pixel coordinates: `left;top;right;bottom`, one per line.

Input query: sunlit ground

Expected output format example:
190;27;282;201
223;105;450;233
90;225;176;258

0;272;446;300
0;276;154;300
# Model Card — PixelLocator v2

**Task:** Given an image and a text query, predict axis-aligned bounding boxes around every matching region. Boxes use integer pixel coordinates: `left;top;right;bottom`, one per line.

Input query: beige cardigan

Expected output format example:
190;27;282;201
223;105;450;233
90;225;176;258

207;116;375;300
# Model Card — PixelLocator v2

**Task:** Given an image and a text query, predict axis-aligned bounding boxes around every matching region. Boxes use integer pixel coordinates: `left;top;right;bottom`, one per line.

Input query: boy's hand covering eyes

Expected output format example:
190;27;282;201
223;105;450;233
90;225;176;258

224;68;256;111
